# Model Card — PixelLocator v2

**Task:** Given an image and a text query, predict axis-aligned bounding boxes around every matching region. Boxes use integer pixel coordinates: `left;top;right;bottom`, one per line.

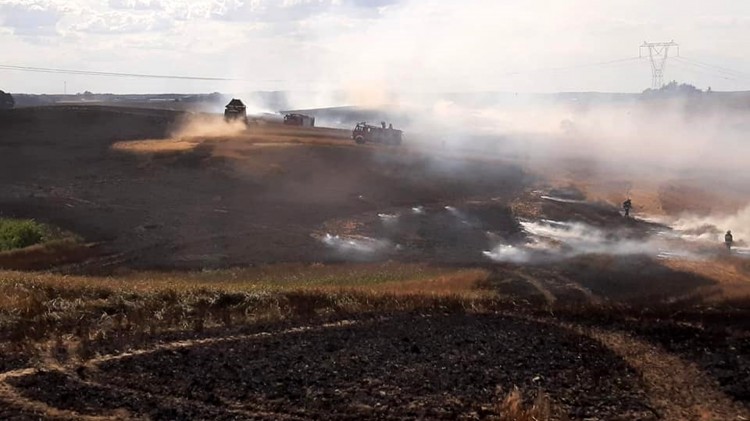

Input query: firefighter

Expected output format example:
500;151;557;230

388;123;393;130
381;121;386;129
622;198;632;217
725;230;734;251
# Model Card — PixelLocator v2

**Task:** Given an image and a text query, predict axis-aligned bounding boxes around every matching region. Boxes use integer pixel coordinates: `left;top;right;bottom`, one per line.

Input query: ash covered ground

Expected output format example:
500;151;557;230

1;105;750;420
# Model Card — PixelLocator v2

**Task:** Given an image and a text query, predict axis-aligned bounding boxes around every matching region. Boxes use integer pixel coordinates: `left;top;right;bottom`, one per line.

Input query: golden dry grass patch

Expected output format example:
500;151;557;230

305;269;493;300
662;257;750;285
0;263;491;308
496;387;553;421
660;257;750;303
112;138;202;154
0;263;495;345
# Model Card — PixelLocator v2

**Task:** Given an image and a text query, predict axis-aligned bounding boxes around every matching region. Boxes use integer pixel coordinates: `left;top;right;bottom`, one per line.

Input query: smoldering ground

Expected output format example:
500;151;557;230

362;92;750;254
484;218;705;264
138;86;750;265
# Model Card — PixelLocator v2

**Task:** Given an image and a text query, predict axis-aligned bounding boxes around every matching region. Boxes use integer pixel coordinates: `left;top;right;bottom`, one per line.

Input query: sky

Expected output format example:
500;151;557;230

2;0;750;95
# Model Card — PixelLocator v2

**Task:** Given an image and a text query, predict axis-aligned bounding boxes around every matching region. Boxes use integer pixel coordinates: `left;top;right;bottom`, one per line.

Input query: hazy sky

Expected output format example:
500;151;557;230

2;0;750;95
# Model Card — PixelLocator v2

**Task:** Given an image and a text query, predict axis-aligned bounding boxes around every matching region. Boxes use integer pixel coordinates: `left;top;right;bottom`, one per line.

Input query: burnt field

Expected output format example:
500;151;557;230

0;105;749;420
0;106;529;270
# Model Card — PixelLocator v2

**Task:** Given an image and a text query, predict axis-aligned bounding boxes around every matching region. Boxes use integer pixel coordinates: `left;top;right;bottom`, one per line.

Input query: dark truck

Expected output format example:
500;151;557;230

283;113;315;127
224;98;248;124
352;121;402;145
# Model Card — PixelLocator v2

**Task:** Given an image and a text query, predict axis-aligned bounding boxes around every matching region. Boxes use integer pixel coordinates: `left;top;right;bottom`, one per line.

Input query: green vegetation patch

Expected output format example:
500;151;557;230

0;218;47;251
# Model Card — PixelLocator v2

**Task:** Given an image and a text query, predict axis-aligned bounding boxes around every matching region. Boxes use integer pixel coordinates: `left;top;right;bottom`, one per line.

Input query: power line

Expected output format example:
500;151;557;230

502;56;642;77
1;56;644;85
673;57;750;83
671;58;740;81
680;57;749;76
673;57;738;78
3;54;746;89
0;64;239;81
675;56;750;79
671;58;739;81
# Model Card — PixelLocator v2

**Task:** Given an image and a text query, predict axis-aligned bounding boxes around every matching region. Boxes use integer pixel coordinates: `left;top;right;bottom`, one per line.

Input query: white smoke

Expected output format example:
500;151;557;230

444;206;472;225
523;220;659;255
484;219;708;263
670;206;750;245
378;213;400;226
540;195;586;204
482;244;532;263
320;233;394;257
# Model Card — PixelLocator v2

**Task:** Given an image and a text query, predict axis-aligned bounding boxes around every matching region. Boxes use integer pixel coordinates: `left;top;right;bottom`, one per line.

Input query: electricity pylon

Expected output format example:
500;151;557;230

640;41;679;89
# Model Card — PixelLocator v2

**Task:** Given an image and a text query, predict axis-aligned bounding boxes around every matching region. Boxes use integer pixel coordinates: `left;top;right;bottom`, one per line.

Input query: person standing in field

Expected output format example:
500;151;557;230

725;230;734;251
622;198;632;217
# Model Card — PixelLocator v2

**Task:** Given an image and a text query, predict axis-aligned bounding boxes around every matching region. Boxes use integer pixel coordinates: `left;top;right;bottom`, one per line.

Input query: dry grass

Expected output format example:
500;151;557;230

663;257;750;285
496;387;553;421
113;119;351;156
112;138;201;153
0;263;494;348
4;255;749;351
3;254;748;367
660;257;750;303
0;220;87;271
0;240;94;271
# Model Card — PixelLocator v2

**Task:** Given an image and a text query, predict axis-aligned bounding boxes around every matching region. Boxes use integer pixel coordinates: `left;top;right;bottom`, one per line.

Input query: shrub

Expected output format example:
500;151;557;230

0;219;46;251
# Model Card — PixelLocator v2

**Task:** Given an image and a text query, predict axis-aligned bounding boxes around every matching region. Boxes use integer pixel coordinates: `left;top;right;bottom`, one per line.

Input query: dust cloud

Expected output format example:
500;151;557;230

169;113;246;139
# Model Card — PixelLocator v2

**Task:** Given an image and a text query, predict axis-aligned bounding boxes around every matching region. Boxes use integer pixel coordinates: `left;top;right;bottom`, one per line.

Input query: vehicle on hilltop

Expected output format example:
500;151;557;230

352;121;402;145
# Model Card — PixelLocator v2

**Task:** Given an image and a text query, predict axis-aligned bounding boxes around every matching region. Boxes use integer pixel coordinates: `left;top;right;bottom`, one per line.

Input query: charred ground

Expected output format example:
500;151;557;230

0;106;529;270
0;105;749;420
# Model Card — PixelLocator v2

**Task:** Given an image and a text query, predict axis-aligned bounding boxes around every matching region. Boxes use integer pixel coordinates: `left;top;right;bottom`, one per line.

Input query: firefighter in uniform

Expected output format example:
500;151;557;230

725;230;734;251
622;198;632;217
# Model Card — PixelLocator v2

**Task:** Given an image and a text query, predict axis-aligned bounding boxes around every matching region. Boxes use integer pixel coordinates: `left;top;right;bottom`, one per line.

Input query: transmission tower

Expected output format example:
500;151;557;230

640;41;679;89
